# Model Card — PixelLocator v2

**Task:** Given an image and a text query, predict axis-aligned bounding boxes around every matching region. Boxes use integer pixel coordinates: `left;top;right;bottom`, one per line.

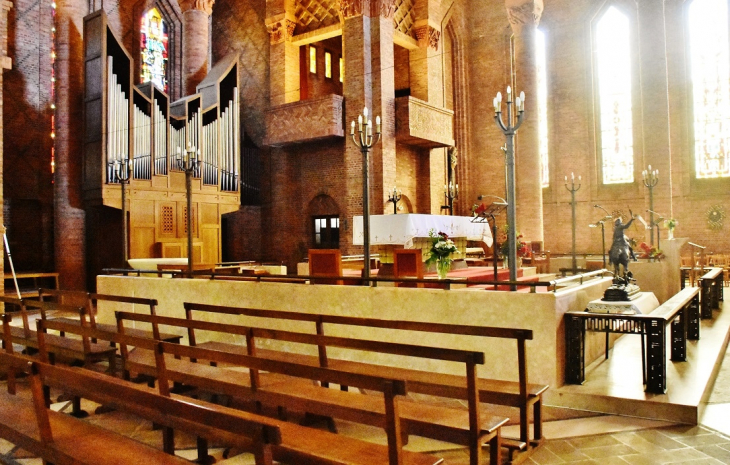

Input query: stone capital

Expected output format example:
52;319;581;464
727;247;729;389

178;0;215;16
370;0;396;18
265;15;296;44
414;23;440;50
338;0;367;19
505;0;543;33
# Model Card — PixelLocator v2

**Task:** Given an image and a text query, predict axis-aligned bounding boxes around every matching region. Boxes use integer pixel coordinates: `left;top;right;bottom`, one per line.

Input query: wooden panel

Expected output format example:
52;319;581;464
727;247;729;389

177;203;198;238
85;57;103;101
131;227;155;259
156;242;183;258
158;202;176;238
201;203;219;225
201;227;219;265
132;199;155;224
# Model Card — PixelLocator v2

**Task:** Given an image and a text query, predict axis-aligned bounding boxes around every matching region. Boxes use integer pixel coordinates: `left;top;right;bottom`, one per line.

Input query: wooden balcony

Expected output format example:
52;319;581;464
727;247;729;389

265;94;344;147
395;96;454;148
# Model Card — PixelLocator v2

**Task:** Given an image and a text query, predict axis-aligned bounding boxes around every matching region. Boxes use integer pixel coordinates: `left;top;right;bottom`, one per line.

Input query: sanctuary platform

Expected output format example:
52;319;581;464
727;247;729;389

553;289;730;424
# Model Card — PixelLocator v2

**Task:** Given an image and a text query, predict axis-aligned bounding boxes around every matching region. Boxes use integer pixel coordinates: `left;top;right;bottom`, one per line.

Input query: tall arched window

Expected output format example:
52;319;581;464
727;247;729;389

140;7;169;92
689;0;730;179
536;28;549;188
596;6;634;184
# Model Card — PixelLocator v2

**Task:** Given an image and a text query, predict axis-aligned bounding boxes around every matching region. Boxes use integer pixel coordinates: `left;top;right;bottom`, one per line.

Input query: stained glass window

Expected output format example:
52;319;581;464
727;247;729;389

325;52;332;78
310;46;317;74
596;7;634;184
689;0;730;179
536;29;549;188
140;8;168;92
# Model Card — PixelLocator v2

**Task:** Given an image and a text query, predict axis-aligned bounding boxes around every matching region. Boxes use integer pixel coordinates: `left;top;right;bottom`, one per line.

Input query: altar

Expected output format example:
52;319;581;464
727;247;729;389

352;214;493;264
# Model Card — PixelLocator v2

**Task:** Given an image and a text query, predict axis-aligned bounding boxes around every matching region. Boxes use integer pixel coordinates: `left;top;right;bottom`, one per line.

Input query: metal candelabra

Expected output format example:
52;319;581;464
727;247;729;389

493;86;525;289
565;173;582;274
591;204;612;269
350;107;382;281
444;182;459;215
176;144;200;276
642;165;659;246
110;157;133;266
387;187;402;214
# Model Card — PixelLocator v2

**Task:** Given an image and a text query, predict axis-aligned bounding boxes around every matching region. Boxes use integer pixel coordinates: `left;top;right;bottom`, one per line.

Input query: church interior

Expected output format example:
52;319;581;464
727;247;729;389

0;0;730;463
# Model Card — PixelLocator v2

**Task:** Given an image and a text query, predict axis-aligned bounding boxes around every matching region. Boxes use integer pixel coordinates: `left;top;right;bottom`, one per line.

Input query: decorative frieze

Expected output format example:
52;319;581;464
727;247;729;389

395;96;454;148
266;18;296;44
506;0;543;31
339;0;365;18
414;24;440;51
265;94;344;146
338;0;394;19
178;0;215;15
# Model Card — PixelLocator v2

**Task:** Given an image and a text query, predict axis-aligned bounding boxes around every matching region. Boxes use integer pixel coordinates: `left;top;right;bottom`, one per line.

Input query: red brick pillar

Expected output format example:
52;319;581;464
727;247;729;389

55;0;87;290
179;0;214;96
0;1;12;283
265;10;298;105
369;0;396;216
507;0;544;242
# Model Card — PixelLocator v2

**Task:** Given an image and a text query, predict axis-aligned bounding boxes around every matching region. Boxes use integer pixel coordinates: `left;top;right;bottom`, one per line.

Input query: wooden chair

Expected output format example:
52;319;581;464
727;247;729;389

308;249;342;285
393;249;424;288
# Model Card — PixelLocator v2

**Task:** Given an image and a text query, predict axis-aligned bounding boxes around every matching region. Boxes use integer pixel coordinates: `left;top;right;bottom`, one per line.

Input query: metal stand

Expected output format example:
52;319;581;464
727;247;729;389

493;88;525;290
350;108;381;282
565;173;581;274
109;158;133;266
387;187;402;215
647;209;664;252
176;145;200;277
473;195;508;290
2;228;21;299
642;166;658;246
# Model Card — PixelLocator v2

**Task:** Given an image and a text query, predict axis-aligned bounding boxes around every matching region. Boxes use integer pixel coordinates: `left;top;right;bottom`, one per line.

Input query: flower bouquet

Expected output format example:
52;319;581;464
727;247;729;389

665;218;677;240
425;229;458;279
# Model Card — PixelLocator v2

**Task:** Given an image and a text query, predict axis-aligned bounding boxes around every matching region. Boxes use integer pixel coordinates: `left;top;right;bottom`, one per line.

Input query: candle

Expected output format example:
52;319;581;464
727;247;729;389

506;86;511;98
515;97;521;110
376;115;381;134
363;107;368;118
571;172;574;181
358;114;362;132
351;121;355;135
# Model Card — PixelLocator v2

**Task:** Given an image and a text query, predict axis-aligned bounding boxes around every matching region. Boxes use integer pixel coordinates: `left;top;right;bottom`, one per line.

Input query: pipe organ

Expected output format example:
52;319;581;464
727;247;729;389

83;10;242;275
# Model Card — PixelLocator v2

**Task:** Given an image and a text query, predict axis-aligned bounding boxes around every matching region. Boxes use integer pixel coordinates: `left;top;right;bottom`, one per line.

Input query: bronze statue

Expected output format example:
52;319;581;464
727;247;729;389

608;210;636;276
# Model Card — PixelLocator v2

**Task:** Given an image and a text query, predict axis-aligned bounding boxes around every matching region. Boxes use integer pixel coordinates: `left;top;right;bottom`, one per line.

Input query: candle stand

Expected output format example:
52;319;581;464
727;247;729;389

565;173;582;274
642;166;659;246
109;157;133;266
387;187;402;214
176;144;200;277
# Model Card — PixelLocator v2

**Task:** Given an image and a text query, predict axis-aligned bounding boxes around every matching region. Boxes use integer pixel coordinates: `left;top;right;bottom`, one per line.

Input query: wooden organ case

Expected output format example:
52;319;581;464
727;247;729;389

83;11;241;278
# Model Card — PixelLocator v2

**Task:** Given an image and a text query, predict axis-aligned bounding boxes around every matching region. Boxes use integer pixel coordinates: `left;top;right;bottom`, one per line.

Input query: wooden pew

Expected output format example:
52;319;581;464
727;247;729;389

117;312;507;465
39;317;444;465
0;350;281;465
0;296;116;370
182;302;546;454
37;288;183;344
119;311;508;465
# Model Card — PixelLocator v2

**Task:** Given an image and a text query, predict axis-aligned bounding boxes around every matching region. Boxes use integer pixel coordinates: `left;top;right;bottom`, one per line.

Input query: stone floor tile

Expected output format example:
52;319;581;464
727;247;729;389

612;431;684;454
579;444;638;459
675;434;730;448
526;444;566;464
693;444;730;461
567;435;622;449
635;429;691;449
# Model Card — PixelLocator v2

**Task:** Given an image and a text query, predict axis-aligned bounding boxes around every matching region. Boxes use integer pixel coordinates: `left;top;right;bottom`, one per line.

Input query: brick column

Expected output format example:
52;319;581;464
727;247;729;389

507;0;543;242
369;0;396;215
55;0;88;289
0;1;11;283
341;1;371;254
265;10;298;105
179;0;214;96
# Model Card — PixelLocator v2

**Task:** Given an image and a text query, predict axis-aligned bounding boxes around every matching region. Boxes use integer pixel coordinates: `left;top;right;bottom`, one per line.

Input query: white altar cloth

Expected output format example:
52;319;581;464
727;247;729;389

352;214;493;247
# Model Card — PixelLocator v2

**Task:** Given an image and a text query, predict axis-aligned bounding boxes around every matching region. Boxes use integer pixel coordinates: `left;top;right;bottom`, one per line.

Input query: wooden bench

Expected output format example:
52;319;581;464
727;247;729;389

115;312;504;465
565;287;700;394
182;302;546;454
0;297;117;371
0;350;281;465
37;288;183;344
40;317;445;465
699;268;724;319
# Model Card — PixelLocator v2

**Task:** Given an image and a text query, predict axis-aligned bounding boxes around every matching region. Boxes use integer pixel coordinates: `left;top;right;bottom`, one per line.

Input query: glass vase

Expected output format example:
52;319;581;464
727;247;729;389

436;258;452;279
668;228;674;240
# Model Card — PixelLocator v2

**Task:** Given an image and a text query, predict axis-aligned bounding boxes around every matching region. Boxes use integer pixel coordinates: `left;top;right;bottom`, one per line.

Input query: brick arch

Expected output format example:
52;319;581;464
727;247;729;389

307;193;341;217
